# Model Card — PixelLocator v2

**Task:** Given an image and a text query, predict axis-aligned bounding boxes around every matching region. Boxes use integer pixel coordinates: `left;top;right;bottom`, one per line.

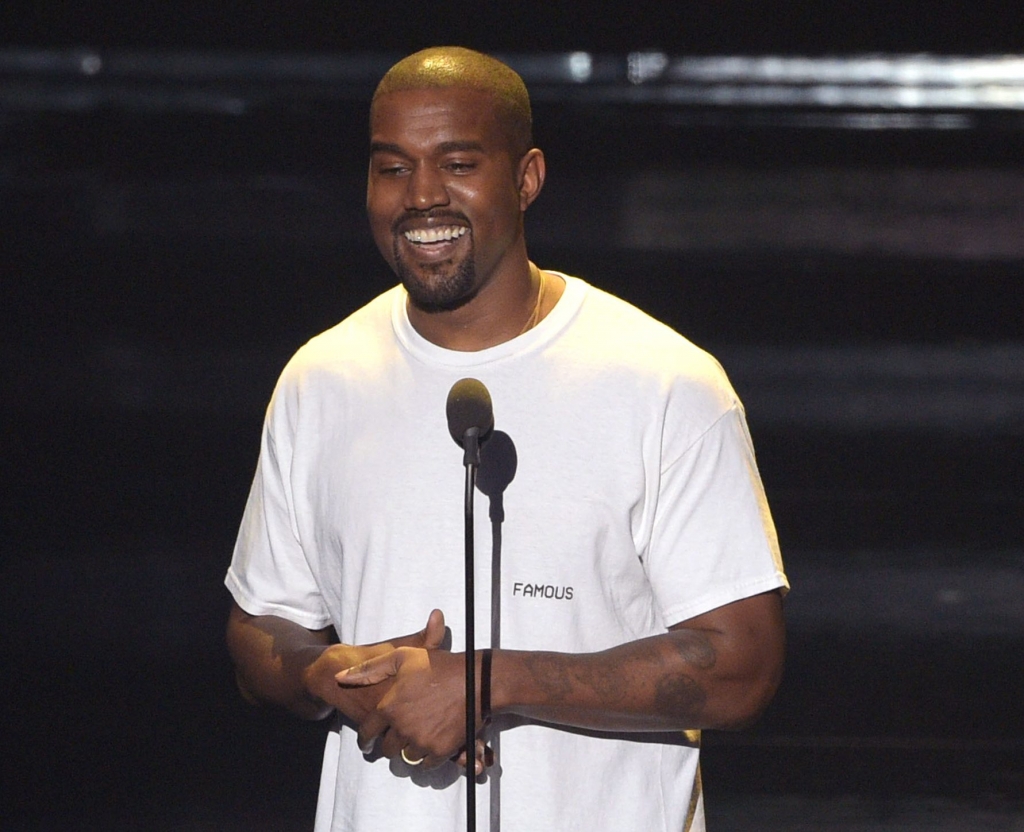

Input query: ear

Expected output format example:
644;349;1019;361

517;148;546;211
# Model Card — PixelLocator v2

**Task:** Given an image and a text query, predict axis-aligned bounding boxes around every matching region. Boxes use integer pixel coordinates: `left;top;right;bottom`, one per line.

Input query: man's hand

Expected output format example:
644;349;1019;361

226;603;448;723
301;610;448;724
337;590;784;759
337;646;478;771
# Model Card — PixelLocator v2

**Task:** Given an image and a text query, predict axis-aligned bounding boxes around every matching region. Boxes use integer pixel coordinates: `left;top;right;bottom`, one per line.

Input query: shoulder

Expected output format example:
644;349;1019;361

278;287;400;385
262;287;400;425
562;276;740;415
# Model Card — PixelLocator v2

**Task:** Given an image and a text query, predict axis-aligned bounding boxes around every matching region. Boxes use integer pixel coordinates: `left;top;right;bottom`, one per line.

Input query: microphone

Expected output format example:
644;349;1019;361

445;377;494;832
446;378;494;466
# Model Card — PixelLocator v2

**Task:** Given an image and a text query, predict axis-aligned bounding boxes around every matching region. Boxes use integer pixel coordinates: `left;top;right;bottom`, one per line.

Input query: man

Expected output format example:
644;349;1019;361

225;46;787;831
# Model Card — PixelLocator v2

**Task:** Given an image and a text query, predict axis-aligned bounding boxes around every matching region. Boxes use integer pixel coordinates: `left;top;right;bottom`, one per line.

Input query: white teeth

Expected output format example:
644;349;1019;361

404;226;468;244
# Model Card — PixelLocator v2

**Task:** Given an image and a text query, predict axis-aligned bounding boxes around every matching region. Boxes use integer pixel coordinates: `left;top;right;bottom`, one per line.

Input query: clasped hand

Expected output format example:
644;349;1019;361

337;611;489;773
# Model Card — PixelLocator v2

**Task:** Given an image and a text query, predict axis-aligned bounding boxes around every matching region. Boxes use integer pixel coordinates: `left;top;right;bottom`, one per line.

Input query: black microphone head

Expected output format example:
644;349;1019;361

446;378;494;447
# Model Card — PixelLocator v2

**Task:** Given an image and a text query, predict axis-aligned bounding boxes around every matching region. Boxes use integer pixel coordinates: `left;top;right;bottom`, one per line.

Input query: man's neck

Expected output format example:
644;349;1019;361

407;261;561;352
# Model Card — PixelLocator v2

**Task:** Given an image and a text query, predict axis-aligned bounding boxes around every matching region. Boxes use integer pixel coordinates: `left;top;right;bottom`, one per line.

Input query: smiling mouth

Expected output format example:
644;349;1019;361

403;226;469;244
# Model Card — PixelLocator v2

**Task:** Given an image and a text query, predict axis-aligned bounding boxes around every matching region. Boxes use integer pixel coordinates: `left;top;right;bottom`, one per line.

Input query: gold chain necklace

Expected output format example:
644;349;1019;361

518;264;546;335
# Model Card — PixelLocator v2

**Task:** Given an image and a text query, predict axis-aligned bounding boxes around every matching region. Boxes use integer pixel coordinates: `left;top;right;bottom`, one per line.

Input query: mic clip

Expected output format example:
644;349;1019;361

461;426;484;468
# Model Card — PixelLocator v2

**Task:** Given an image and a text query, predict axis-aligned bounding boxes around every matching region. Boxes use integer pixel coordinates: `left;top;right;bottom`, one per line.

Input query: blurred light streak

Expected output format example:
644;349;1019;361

3;50;1024;117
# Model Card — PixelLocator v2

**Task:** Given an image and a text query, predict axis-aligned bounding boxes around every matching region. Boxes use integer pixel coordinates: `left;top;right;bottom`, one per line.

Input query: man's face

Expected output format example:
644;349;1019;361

367;87;527;312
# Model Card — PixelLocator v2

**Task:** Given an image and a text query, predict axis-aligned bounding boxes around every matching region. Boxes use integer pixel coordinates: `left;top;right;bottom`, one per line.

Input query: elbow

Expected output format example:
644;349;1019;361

713;654;785;731
232;667;263;707
225;611;263;707
718;593;787;730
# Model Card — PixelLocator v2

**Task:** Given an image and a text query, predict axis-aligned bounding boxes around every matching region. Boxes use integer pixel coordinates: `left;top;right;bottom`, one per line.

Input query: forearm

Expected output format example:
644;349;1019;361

226;602;449;724
493;635;737;732
225;602;337;720
335;593;783;760
492;591;785;733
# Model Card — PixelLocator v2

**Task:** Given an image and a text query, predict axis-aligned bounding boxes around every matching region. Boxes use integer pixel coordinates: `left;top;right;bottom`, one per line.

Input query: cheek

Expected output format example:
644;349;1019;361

366;195;394;240
367;205;389;235
367;178;401;219
475;192;523;245
366;211;396;263
458;183;519;227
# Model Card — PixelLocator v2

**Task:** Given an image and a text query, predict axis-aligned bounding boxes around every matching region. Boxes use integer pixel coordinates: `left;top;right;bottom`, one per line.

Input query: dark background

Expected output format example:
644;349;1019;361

4;0;1024;53
3;3;1023;829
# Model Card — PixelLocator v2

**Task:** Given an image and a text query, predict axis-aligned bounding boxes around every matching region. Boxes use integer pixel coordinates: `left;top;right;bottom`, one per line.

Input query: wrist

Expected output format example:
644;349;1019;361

299;644;338;713
482;648;525;718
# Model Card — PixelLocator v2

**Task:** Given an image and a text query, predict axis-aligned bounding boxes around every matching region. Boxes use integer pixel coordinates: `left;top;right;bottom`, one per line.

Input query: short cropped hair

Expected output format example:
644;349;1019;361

372;46;533;159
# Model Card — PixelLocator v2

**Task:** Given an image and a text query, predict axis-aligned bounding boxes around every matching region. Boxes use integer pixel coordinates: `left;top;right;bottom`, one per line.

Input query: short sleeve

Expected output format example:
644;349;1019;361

224;377;332;630
645;406;788;626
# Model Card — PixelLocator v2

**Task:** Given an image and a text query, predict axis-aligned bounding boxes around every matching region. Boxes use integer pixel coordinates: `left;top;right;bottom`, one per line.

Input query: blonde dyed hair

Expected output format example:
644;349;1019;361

372;46;533;158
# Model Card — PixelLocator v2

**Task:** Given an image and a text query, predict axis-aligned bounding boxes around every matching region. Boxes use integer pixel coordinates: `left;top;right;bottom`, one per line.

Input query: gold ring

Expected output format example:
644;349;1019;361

401;748;424;766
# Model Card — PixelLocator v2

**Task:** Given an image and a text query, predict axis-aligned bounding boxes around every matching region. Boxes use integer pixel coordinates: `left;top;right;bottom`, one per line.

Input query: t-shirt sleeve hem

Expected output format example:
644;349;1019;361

660;573;789;628
224;570;333;631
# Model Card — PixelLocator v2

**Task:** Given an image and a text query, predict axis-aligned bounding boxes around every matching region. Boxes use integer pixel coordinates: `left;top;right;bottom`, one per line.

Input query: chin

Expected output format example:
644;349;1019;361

404;281;478;314
396;255;478;313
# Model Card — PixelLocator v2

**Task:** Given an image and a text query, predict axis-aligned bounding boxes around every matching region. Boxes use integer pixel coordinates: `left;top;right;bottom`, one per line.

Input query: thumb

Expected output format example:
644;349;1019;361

423;608;446;650
335;650;403;686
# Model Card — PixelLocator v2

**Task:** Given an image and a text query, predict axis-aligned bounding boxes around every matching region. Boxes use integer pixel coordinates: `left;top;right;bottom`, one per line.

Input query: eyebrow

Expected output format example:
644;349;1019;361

369;140;486;156
436;140;485;154
369;141;407;156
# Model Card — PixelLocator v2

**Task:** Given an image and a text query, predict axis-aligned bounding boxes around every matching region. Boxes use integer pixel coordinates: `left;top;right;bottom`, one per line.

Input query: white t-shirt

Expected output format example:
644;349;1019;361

226;275;788;832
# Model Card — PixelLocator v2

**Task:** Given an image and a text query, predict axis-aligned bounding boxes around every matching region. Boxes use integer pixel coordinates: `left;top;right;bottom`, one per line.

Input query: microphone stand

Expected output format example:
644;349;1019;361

461;425;483;832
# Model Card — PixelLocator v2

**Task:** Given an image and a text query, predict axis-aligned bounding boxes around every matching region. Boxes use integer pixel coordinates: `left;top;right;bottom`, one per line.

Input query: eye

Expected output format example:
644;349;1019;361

445;160;476;173
372;155;410;176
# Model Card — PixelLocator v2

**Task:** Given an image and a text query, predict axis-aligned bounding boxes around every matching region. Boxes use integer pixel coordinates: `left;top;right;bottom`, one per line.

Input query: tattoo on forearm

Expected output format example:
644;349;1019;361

654;672;707;717
579;656;630;703
524;652;632;704
522;630;716;719
653;630;715;718
523;653;574;700
670;630;716;670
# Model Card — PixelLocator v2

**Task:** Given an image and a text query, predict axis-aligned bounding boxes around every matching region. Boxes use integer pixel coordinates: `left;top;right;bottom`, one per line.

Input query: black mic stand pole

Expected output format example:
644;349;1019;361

461;425;482;832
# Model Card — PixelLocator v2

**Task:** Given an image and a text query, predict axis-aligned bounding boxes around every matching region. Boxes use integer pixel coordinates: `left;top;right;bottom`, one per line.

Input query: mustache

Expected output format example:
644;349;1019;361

391;209;471;236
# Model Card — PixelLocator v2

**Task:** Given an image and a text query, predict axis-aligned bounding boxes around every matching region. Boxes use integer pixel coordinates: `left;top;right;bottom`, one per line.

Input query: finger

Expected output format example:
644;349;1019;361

471;738;489;763
423;608;446;650
357;710;390;754
454;741;493;773
378;727;407;760
389;609;446;650
336;652;402;686
400;746;428;767
421;752;449;771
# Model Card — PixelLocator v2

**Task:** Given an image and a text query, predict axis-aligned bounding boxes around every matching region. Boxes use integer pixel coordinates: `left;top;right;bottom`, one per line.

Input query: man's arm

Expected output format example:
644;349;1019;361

494;588;784;731
226;602;447;722
340;590;784;762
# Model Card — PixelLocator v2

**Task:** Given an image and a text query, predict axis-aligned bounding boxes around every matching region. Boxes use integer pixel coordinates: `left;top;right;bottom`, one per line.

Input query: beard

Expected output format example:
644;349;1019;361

393;237;479;313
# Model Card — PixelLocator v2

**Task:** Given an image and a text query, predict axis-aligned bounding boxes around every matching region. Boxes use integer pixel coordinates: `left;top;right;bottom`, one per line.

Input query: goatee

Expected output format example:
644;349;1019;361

394;241;479;313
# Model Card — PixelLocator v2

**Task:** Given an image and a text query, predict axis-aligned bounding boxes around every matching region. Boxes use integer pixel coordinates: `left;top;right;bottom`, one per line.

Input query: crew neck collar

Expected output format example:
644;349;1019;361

391;273;586;367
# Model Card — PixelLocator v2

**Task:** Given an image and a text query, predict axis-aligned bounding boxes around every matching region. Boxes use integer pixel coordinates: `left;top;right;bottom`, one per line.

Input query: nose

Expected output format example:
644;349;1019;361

405;164;449;211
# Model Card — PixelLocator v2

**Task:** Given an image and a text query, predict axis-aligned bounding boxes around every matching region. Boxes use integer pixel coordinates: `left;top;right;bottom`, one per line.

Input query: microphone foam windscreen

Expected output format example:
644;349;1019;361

446;378;494;445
